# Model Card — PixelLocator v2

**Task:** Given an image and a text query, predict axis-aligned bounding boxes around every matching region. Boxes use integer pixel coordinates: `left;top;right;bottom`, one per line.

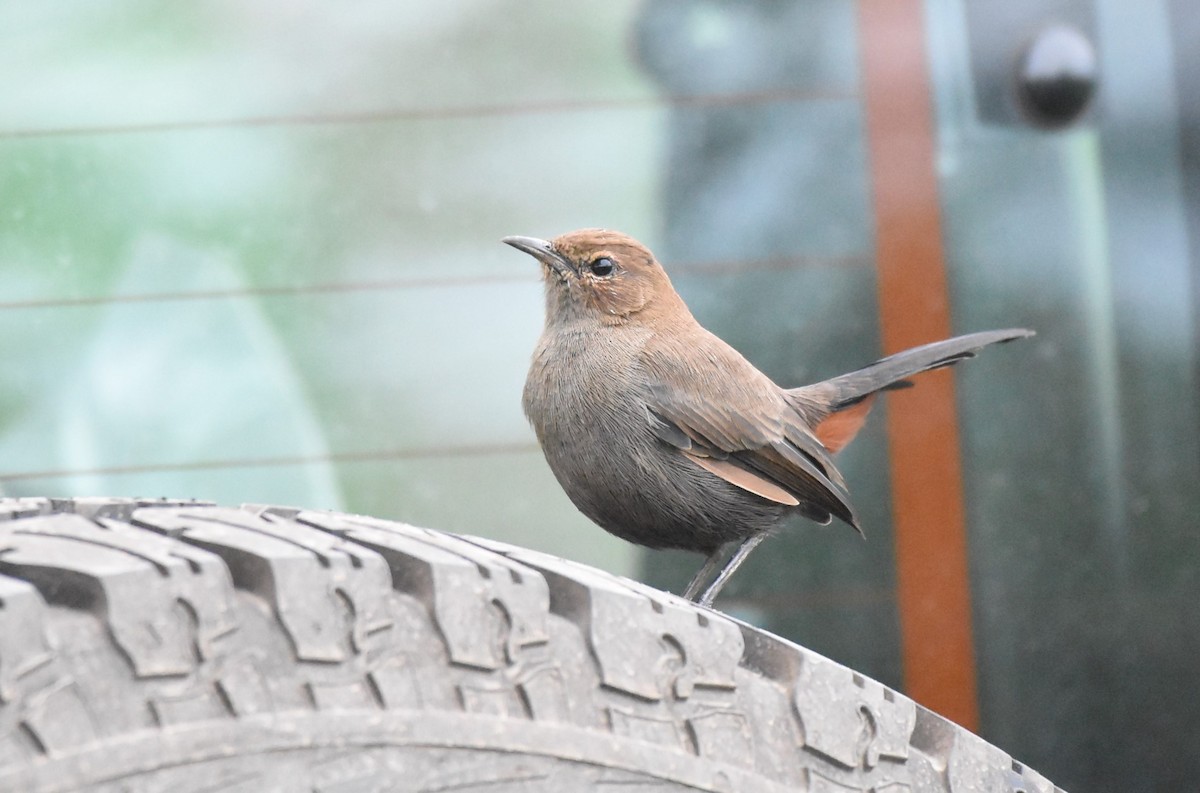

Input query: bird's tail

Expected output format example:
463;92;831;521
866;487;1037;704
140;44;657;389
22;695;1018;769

787;328;1034;453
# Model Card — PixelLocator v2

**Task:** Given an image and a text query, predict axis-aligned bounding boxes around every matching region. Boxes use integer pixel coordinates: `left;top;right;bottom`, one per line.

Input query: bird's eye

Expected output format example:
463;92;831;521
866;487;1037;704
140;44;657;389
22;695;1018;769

588;257;615;277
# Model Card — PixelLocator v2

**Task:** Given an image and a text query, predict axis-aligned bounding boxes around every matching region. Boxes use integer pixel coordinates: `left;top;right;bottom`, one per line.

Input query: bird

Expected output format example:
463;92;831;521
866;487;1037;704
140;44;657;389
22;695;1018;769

503;229;1032;608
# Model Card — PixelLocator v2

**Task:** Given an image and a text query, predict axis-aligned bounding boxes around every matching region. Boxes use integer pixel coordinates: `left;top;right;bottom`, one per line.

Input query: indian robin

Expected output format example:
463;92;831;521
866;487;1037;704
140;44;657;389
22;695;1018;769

504;229;1031;607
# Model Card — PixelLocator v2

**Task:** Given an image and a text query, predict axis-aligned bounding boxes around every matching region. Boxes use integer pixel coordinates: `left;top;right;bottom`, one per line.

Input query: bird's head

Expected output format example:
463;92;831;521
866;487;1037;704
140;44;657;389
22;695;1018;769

503;229;684;327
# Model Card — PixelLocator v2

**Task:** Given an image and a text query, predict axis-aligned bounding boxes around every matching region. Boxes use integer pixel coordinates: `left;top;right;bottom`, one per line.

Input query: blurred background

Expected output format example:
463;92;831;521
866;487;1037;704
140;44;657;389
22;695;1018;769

3;0;1198;789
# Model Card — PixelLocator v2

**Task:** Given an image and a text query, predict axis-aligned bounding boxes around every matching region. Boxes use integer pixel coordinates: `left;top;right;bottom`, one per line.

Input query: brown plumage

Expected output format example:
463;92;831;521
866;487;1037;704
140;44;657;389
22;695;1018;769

504;228;1032;607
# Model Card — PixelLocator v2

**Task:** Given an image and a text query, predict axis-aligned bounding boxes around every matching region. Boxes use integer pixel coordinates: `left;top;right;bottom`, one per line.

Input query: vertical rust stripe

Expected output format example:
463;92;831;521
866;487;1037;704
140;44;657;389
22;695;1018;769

857;0;980;730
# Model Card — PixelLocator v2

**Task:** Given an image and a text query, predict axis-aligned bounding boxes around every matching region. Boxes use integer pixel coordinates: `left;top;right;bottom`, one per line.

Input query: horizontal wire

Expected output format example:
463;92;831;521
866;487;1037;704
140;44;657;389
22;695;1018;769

0;273;533;311
0;441;542;484
0;87;858;141
0;253;871;312
726;585;896;611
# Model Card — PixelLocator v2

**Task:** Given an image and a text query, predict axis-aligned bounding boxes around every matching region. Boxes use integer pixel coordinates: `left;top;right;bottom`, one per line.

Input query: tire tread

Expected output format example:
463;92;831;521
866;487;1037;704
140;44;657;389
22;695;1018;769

0;499;1065;792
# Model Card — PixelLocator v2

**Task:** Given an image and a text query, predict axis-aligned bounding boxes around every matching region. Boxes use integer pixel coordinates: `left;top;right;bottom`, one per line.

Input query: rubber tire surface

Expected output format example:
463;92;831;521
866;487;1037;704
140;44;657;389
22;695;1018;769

0;498;1063;792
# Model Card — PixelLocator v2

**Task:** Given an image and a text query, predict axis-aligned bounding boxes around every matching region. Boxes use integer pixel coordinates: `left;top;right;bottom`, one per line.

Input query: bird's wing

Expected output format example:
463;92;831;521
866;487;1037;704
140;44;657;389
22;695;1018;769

639;332;860;531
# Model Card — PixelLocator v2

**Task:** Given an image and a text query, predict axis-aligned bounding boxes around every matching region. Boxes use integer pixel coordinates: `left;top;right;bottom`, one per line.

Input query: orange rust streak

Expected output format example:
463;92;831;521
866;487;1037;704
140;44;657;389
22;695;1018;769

857;0;980;730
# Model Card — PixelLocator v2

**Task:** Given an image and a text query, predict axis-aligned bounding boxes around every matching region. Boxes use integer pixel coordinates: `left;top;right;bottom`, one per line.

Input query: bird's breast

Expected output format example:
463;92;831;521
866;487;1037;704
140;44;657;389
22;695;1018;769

523;326;649;447
522;324;787;552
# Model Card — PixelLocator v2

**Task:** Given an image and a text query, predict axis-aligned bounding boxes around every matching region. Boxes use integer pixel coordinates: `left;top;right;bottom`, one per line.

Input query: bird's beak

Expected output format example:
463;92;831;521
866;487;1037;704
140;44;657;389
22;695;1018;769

502;235;576;278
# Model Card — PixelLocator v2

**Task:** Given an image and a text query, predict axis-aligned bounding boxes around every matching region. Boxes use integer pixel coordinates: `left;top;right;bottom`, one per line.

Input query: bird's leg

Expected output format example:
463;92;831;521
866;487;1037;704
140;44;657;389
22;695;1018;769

682;549;727;601
696;534;767;608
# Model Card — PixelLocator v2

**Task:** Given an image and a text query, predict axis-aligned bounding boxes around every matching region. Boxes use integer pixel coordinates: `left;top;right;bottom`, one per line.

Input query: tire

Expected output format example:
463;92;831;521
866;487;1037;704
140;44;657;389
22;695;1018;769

0;498;1062;792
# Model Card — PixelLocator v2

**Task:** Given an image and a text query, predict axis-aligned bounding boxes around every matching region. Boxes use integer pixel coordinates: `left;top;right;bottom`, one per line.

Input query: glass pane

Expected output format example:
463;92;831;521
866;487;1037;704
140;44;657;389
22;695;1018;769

927;0;1200;789
5;2;1200;790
